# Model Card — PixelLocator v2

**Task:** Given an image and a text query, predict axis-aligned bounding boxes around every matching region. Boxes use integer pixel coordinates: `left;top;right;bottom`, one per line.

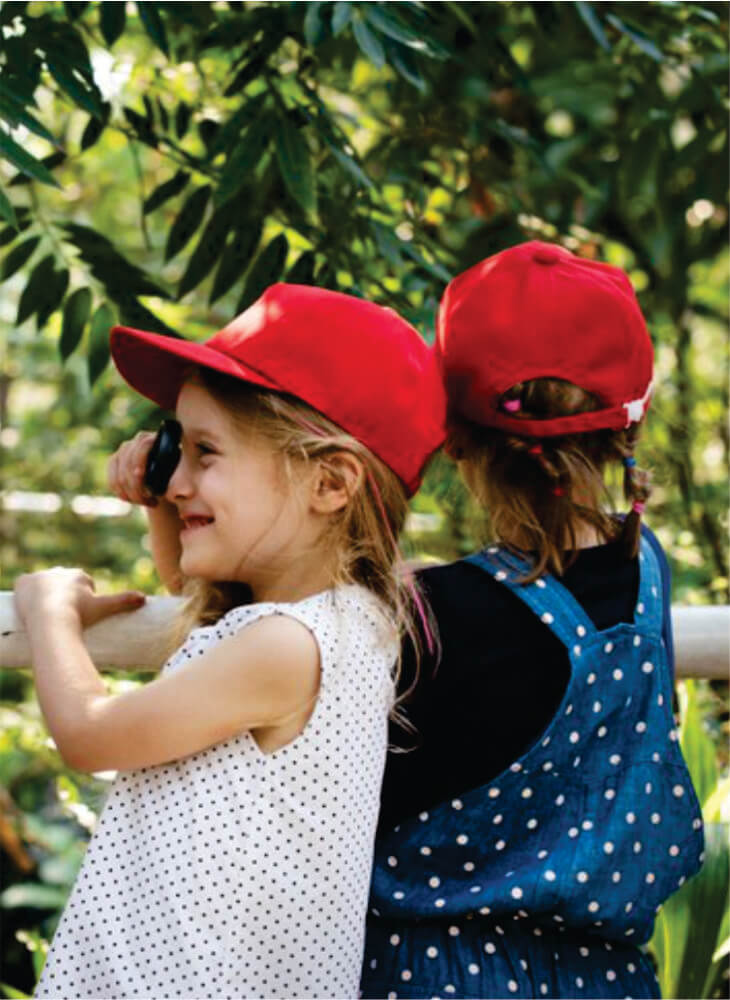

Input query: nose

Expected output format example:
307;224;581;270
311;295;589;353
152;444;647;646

165;452;193;503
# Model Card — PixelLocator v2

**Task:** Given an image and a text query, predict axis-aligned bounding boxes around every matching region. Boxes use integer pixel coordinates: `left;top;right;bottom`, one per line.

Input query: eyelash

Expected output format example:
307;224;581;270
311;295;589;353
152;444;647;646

195;443;216;458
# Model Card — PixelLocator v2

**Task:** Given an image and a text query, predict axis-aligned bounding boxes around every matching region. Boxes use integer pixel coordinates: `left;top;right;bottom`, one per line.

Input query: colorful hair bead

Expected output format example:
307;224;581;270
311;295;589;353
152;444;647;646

503;398;521;413
528;444;543;456
631;500;646;515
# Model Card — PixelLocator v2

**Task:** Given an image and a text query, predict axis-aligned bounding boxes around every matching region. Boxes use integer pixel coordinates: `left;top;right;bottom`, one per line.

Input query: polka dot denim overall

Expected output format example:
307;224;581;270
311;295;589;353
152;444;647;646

361;536;704;999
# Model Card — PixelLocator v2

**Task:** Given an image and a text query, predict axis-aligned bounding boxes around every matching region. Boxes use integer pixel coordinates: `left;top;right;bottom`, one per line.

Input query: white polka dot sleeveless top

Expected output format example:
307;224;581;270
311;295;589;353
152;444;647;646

36;585;397;1000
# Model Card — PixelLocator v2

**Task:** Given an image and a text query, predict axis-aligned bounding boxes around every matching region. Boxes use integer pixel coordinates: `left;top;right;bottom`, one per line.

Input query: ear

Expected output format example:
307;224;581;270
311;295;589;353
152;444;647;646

310;451;365;514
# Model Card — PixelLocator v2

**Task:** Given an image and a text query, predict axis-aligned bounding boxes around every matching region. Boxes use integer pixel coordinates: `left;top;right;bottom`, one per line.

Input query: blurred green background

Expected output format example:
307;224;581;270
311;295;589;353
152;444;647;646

1;2;727;996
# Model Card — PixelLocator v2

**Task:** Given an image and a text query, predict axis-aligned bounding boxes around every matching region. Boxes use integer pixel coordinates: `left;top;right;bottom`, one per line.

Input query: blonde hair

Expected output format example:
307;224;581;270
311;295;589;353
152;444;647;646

448;378;651;582
165;367;428;718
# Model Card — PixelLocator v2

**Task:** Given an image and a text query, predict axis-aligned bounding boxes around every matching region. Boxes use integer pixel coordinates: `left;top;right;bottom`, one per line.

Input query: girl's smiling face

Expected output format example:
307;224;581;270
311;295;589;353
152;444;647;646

166;381;317;598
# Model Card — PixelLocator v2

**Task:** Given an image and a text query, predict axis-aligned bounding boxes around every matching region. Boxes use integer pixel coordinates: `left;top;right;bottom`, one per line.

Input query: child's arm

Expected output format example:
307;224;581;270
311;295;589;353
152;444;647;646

108;432;184;594
15;568;320;773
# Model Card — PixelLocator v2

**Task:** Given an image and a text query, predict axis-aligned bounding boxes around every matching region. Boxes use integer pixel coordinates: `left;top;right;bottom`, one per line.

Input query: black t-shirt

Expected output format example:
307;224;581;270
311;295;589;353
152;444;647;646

379;530;672;832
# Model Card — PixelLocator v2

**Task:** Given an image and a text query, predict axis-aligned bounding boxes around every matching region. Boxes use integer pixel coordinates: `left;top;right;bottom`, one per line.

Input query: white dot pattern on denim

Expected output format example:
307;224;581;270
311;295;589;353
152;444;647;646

35;586;396;1000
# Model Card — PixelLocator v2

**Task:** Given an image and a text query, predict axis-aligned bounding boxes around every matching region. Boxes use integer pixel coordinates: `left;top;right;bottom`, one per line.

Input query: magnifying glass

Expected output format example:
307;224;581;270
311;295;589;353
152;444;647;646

143;419;182;496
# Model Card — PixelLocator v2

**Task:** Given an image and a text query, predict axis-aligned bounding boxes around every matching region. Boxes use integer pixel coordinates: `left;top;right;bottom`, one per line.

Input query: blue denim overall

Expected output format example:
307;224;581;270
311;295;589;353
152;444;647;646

361;536;704;999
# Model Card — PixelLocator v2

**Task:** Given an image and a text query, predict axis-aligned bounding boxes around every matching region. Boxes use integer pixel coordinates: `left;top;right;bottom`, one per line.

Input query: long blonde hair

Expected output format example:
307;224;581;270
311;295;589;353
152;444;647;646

165;367;428;712
448;378;651;581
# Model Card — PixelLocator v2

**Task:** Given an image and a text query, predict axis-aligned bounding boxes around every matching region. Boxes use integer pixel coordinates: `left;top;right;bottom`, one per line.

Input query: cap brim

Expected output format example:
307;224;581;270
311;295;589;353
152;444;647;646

110;325;282;411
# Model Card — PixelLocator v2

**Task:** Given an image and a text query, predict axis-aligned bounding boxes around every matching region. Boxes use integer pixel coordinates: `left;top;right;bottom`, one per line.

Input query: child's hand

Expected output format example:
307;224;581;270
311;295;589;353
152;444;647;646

108;431;159;507
14;568;145;632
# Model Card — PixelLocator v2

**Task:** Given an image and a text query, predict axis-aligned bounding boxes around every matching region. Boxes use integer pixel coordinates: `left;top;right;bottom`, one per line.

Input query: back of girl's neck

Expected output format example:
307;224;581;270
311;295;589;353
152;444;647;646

501;523;608;553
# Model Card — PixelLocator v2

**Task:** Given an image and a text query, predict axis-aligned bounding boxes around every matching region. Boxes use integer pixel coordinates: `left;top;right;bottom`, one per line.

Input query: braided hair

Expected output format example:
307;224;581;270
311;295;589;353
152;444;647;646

447;378;652;581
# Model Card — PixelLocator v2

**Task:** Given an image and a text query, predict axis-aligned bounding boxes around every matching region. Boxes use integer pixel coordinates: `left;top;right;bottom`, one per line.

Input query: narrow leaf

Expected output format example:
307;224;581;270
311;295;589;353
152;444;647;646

46;59;103;116
209;216;263;304
100;1;126;45
174;101;191;139
164;185;212;262
1;235;39;280
605;14;664;62
37;267;70;328
59;286;92;360
0;132;60;187
365;5;448;57
144;170;190;215
81;107;108;151
384;37;426;91
236;233;288;312
8;151;66;188
331;2;352;36
0;211;31;246
123;107;157;147
215;117;272;206
286;250;316;286
274;116;317;216
16;255;56;325
136;3;169;56
0;187;15;227
327;144;373;189
0;982;31;999
303;2;326;46
0;96;57;145
352;16;386;69
575;2;611;51
178;207;234;299
88;303;116;384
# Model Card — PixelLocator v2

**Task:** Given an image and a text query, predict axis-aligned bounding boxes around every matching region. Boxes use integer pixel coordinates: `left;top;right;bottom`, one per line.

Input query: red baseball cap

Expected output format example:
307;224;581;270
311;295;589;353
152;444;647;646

436;241;654;437
110;284;446;496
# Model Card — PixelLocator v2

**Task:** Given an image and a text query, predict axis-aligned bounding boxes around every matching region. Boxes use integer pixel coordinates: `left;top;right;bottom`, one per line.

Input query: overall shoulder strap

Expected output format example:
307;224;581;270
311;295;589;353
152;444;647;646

465;545;598;653
634;532;664;638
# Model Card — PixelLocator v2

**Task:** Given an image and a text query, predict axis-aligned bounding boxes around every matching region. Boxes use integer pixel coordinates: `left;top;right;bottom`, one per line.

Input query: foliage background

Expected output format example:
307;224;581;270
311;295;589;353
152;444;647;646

0;1;728;996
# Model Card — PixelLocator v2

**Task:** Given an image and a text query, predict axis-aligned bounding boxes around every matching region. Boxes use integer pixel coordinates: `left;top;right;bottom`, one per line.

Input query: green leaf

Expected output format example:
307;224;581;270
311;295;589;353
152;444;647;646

100;1;126;44
123;106;158;147
327;143;373;189
174;101;191;139
331;2;352;36
215;117;272;206
365;5;449;58
37;267;70;328
46;57;103;117
0;187;15;227
0;94;57;146
575;2;611;51
605;14;664;62
286;250;316;286
136;2;169;56
236;233;288;312
274;116;317;216
383;37;426;91
209;215;263;304
1;235;40;280
16;254;56;325
88;302;115;384
303;2;327;46
114;295;180;337
63;223;170;299
178;205;235;299
59;287;92;360
0;210;31;246
8;151;66;188
679;679;718;809
371;220;403;268
0;132;60;188
164;185;212;262
209;93;268;157
81;104;109;149
352;15;386;69
144;170;190;215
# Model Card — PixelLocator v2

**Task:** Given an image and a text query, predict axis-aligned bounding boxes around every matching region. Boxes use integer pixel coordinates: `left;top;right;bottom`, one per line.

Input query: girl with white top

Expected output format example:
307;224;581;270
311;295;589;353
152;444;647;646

15;283;446;1000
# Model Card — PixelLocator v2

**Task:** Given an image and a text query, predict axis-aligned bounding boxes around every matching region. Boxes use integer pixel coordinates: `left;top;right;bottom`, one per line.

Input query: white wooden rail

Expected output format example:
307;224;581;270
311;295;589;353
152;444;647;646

0;593;727;678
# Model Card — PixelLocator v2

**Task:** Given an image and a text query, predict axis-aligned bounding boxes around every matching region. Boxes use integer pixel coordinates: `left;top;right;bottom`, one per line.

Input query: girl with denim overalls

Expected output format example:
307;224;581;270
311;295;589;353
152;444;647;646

361;242;704;999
